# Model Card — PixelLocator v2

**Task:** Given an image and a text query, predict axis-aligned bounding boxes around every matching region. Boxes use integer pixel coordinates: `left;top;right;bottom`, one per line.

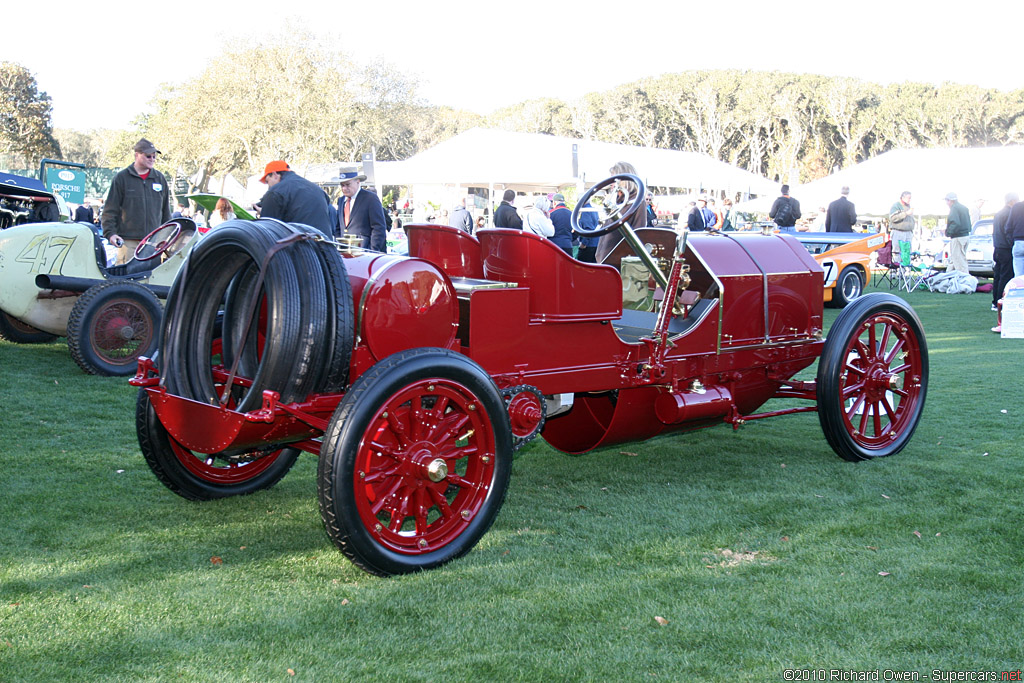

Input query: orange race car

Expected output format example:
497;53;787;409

794;232;886;307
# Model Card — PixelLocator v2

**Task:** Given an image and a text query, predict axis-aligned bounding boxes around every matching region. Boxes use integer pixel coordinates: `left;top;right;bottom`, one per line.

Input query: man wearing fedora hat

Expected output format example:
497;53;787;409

259;160;334;236
337;166;387;252
101;138;171;264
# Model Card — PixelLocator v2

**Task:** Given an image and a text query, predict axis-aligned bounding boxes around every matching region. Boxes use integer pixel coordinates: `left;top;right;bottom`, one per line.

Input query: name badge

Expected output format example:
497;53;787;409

153;183;163;191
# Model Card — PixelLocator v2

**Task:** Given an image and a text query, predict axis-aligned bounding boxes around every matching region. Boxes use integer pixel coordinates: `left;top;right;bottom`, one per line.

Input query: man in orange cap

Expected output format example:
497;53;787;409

258;160;333;236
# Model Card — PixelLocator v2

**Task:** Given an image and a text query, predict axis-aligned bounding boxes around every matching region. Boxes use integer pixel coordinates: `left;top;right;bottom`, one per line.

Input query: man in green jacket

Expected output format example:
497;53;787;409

101;138;171;264
944;192;972;274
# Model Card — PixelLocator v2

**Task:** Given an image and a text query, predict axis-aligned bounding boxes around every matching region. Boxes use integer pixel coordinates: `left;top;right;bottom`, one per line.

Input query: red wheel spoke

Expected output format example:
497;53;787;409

368;439;401;460
856;400;871;434
426;486;454;519
441;444;478;460
363;463;401;484
879;393;898;423
840;380;866;400
871;403;883;436
877;323;892;357
430;395;451;421
370;479;404;516
884;338;906;365
414;490;429;534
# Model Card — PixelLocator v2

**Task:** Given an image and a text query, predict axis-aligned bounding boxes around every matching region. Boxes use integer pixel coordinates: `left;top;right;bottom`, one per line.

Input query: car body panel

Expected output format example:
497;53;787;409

793;232;885;305
0;220;198;335
186;193;255;221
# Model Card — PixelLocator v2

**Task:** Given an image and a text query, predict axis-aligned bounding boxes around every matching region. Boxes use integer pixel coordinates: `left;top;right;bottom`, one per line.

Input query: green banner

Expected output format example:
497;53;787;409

46;168;86;204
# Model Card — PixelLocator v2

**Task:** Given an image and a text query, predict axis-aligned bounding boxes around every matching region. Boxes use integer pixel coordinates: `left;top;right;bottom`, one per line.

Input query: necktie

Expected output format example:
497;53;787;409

344;198;351;226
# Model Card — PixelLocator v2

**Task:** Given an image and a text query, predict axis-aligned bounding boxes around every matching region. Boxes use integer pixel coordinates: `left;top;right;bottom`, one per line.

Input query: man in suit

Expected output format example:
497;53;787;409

337;166;387;252
825;186;857;232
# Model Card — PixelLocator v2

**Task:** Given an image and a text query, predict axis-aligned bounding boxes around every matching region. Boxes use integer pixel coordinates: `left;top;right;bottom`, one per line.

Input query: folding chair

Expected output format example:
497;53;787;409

874;239;901;289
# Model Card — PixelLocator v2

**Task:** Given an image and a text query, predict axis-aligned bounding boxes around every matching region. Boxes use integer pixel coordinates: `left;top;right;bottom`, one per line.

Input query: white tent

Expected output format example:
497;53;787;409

736;146;1024;218
375;127;778;199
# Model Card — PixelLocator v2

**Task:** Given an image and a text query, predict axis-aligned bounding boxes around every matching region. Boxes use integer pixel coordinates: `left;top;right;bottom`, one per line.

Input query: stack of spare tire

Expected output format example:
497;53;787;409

160;219;354;411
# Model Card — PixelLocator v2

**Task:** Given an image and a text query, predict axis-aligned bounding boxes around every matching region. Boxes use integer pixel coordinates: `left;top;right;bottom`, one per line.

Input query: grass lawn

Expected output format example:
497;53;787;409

2;284;1022;682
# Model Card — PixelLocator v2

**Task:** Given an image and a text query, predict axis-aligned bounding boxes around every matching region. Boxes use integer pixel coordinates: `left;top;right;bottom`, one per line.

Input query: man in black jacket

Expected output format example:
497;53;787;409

494;189;523;229
769;185;801;232
825;186;857;232
259;160;334;237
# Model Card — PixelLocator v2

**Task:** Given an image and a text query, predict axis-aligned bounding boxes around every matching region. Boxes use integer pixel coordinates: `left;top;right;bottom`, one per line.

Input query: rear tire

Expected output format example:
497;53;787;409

0;311;58;344
827;265;864;308
817;293;928;461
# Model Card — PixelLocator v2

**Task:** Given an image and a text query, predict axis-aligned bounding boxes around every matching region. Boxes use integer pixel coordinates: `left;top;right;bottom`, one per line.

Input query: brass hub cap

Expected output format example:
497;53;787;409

426;458;448;483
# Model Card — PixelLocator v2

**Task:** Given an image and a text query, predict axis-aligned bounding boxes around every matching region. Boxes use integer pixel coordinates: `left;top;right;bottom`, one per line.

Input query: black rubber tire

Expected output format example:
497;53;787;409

66;280;162;376
136;389;299;500
317;348;513;576
0;311;58;344
827;265;864;308
311;239;355;392
160;220;347;411
817;293;928;461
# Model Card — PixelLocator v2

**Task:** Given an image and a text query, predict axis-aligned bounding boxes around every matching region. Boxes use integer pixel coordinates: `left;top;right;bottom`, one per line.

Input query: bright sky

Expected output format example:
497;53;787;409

4;0;1023;132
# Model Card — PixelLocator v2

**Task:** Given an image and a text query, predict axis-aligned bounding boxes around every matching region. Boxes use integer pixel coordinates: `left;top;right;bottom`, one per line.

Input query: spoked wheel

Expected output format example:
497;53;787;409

318;348;513;576
67;281;162;375
817;293;928;461
136;389;299;500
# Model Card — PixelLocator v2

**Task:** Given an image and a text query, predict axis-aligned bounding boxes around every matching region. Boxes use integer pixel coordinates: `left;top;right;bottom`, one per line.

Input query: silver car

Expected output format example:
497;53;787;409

931;219;994;277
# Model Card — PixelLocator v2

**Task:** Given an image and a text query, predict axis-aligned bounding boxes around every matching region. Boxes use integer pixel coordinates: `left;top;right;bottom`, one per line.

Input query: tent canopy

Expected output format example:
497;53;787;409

736;146;1024;218
374;128;778;198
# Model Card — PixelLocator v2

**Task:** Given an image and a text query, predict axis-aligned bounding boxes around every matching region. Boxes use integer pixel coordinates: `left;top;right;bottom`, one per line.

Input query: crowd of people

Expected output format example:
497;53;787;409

81;138;1024;321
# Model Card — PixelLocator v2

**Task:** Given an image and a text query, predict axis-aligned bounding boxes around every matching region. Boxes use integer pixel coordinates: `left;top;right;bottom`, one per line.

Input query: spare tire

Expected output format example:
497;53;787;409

160;219;351;412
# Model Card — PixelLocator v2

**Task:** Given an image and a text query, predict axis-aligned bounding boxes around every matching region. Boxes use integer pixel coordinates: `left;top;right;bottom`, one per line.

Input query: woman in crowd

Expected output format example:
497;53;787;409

522;196;555;237
208;197;236;229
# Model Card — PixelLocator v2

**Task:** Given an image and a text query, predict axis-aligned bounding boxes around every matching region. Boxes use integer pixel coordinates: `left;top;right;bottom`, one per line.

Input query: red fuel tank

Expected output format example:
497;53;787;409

344;252;459;362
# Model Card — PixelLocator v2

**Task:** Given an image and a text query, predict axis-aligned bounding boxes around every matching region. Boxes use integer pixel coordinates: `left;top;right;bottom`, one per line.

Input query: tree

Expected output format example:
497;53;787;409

143;28;424;193
821;78;878;168
0;62;61;168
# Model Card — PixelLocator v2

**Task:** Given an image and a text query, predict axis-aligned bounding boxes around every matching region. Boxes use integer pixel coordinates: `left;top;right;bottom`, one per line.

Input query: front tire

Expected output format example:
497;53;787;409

67;281;162;375
136;389;300;500
817;293;928;461
317;348;513;576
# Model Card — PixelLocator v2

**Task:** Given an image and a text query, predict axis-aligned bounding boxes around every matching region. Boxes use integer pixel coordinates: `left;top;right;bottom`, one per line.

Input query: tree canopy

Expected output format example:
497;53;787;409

0;62;60;168
13;44;1024;194
485;71;1024;183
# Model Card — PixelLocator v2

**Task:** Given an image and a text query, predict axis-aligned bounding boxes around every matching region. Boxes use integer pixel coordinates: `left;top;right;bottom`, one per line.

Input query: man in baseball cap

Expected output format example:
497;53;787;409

101;138;170;263
258;160;333;236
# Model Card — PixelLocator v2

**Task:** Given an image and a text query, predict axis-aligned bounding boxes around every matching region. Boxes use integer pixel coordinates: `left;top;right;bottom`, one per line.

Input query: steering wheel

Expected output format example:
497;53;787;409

135;220;185;261
570;174;647;237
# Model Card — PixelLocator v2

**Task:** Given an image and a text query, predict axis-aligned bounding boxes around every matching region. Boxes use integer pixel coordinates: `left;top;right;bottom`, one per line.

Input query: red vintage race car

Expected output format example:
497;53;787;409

132;174;929;576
